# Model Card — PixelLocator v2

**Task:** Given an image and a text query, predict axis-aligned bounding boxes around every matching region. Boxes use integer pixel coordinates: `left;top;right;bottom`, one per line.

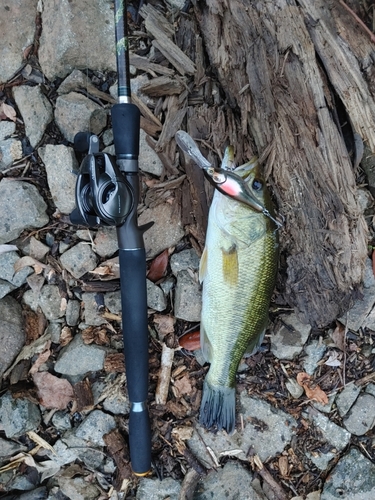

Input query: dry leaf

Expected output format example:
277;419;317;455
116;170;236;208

0;102;17;122
147;249;169;282
14;256;47;274
27;431;56;455
24;309;47;344
104;353;125;373
296;372;329;405
32;372;74;409
153;314;175;340
82;326;109;345
29;340;51;374
90;257;120;280
173;374;193;397
0;244;18;254
278;455;289;477
179;330;200;351
330;322;346;351
324;351;342;367
60;326;73;346
3;332;51;378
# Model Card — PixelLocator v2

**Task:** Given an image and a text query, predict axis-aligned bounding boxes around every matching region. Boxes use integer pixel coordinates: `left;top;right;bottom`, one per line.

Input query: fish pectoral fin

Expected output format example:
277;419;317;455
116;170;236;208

200;325;213;364
221;244;239;286
199;246;208;284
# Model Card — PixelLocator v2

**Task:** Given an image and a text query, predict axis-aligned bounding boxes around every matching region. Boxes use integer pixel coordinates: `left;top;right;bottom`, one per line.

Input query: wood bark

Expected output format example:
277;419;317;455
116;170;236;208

193;0;375;326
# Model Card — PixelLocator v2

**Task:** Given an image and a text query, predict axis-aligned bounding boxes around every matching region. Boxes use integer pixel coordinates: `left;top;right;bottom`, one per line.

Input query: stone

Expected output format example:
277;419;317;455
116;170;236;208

57;476;101;500
51;411;72;432
0;179;49;244
0;436;27;458
0;0;38;83
147;279;167;311
39;144;78;213
0;391;41;438
39;285;65;320
0;250;33;288
304;407;350;470
55;92;107;143
93;226;118;257
66;299;81;326
335;382;361;417
271;313;311;360
83;292;107;326
188;395;297;466
0;121;16;141
13;85;53;147
139;129;164;176
38;0;116;80
59;242;98;279
343;393;375;436
136;476;181;500
174;270;202;322
138;201;185;259
302;340;327;375
170;248;200;275
321;447;375;500
104;291;121;315
74;410;116;446
57;69;90;95
285;377;304;399
194;462;262;500
54;333;106;377
1;487;48;499
0;296;25;378
0;138;23;170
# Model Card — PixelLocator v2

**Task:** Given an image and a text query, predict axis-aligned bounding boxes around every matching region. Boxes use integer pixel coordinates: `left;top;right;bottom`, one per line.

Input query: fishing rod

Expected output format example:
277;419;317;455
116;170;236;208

70;0;152;476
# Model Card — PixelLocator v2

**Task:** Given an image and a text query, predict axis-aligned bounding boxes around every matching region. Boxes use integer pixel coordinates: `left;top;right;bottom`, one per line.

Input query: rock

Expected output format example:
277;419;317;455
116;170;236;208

0;138;23;170
39;285;66;320
66;299;81;326
335;382;361;417
103;390;130;415
54;333;106;377
0;436;27;458
0;250;33;291
39;144;78;213
0;121;16;141
1;487;48;499
0;0;38;83
321;447;375;499
0;296;25;378
138;201;185;259
286;377;304;399
74;410;116;446
136;476;181;500
194;462;263;500
139;129;164;176
0;179;49;244
343;393;375;436
304;407;350;470
0;391;41;438
147;279;167;311
56;476;101;500
82;292;107;326
170;248;200;275
13;85;53;147
51;411;72;432
54;92;107;143
271;313;311;360
57;69;90;95
93;226;118;257
174;270;202;322
188;395;297;465
104;291;121;315
38;0;116;80
302;340;327;376
59;242;98;279
365;383;375;397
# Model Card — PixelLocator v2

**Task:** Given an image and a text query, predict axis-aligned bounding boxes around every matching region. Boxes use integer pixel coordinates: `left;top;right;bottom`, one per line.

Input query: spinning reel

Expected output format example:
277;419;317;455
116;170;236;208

70;132;133;227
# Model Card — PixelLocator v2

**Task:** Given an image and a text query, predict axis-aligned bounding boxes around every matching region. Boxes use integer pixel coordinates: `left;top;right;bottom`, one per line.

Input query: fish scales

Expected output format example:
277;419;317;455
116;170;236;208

199;157;278;433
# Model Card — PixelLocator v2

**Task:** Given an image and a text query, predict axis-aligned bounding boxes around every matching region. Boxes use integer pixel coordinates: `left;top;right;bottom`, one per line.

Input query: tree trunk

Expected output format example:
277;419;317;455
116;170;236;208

193;0;375;327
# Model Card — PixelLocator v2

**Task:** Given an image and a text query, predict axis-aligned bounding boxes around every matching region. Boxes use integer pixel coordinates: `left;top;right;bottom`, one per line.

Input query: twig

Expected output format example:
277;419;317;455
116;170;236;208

247;447;289;500
178;469;201;500
339;0;375;44
155;343;175;404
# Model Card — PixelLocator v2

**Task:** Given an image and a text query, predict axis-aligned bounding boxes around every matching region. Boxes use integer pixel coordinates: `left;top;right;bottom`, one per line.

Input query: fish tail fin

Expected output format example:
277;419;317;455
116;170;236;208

199;380;235;433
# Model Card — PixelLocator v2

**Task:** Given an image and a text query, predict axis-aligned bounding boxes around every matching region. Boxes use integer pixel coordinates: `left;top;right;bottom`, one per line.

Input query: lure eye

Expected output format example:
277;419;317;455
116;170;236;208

252;179;263;191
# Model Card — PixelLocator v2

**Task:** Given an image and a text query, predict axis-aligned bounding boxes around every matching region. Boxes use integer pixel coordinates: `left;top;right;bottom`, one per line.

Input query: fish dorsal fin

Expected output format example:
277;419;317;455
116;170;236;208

221;244;238;286
199;246;208;284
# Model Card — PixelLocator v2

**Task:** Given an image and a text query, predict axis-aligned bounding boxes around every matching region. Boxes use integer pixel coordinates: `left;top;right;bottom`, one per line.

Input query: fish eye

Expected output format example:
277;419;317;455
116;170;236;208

252;179;263;191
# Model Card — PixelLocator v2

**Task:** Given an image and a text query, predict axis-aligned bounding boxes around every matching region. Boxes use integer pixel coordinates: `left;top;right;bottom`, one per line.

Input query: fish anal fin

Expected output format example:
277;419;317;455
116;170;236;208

221;244;238;286
244;327;266;357
199;246;208;284
200;325;212;364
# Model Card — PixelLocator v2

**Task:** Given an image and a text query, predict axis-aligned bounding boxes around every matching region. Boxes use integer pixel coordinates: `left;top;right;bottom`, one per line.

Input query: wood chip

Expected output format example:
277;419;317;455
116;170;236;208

104;353;125;373
155;344;175;405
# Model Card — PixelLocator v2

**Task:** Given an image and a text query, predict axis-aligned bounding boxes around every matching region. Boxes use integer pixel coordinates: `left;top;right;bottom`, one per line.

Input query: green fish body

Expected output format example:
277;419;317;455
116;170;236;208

199;155;279;433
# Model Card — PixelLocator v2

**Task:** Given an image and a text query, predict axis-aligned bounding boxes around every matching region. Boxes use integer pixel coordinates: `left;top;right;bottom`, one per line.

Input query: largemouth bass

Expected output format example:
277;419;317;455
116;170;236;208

199;152;279;433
